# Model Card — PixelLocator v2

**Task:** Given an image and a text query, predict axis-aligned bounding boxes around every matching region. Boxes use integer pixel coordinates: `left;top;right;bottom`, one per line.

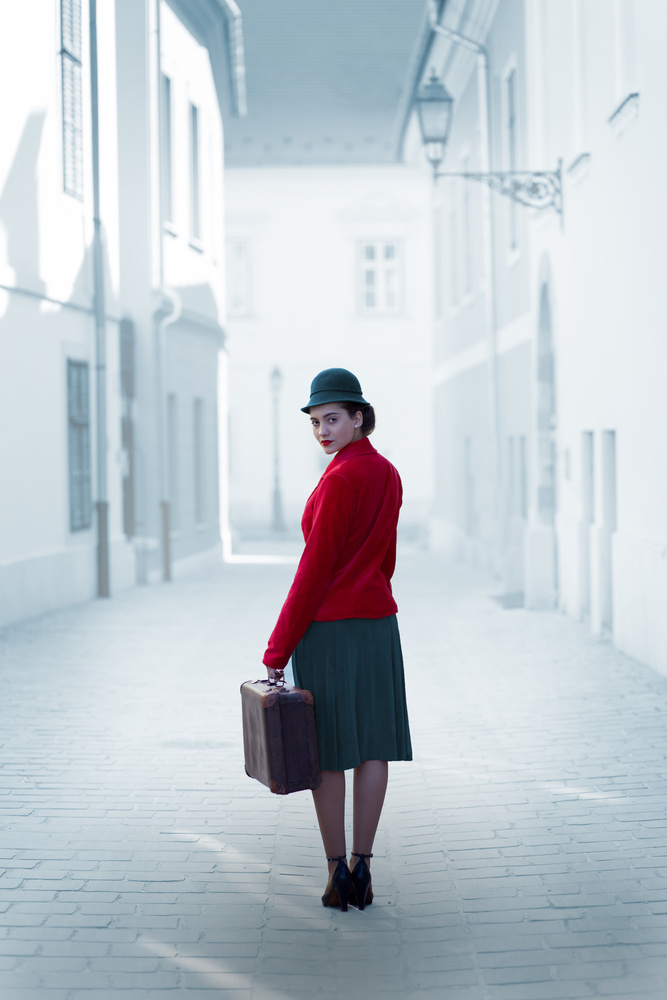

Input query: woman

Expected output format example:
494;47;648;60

263;367;412;911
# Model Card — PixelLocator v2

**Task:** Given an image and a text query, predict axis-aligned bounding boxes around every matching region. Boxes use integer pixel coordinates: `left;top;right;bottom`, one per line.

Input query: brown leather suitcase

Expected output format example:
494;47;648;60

240;679;322;794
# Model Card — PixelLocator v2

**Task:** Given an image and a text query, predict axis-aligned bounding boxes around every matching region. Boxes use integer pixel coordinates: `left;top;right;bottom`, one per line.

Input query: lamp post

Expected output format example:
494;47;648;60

415;63;505;574
414;70;562;214
415;59;562;580
270;366;286;532
415;71;454;174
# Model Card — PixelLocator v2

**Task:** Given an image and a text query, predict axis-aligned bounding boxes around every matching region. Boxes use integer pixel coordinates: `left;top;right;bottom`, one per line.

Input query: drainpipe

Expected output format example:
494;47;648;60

154;289;181;581
154;0;180;582
427;0;502;571
89;0;110;597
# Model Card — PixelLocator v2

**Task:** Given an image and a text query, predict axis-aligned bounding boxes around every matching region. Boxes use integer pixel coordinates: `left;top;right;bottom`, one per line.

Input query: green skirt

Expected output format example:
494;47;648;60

291;615;413;772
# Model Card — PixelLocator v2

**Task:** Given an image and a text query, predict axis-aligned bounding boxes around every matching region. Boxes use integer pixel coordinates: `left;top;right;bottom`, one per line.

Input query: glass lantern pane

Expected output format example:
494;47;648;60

385;269;396;309
418;102;452;144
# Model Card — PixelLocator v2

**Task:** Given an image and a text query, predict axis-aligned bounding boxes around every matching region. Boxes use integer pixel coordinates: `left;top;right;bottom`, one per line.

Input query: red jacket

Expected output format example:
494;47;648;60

263;436;402;670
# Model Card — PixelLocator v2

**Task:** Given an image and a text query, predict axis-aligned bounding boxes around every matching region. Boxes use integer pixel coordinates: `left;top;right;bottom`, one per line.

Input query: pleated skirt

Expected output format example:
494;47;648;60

291;615;413;772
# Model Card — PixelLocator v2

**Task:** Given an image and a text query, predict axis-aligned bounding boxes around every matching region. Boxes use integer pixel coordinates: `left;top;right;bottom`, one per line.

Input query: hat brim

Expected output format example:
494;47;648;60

301;392;370;413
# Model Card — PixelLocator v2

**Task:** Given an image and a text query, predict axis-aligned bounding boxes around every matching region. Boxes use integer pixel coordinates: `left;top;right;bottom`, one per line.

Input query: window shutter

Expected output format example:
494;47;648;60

67;360;92;532
119;319;135;400
190;103;201;239
61;0;82;59
61;0;83;199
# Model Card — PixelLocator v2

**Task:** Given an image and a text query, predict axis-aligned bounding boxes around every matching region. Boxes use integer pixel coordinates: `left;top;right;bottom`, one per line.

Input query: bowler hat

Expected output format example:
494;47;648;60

301;368;370;413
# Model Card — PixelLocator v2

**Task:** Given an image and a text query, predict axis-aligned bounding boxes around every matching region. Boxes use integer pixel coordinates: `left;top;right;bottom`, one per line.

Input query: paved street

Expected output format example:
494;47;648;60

1;549;667;999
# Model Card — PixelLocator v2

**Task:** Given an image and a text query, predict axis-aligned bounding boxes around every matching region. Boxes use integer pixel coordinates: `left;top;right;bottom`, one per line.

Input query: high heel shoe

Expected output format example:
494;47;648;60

321;855;352;911
350;851;373;910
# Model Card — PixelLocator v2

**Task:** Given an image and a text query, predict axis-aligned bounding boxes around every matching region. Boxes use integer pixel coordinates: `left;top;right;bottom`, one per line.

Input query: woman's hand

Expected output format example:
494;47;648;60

266;667;285;685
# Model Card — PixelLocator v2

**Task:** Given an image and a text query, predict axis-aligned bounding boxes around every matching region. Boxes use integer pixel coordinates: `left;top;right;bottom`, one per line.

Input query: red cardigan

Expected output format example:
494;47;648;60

263;436;402;670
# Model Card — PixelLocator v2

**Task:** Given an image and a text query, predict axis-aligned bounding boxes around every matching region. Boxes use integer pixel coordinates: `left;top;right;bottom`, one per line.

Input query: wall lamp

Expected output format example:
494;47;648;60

415;71;562;214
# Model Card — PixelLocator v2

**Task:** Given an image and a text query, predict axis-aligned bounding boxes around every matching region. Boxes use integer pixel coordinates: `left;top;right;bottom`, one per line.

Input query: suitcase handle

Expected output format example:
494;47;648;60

267;669;286;689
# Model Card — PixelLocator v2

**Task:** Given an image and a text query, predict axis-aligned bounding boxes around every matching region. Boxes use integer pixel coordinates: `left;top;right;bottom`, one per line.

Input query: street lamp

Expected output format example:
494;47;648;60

415;71;454;173
270;366;286;532
414;70;562;214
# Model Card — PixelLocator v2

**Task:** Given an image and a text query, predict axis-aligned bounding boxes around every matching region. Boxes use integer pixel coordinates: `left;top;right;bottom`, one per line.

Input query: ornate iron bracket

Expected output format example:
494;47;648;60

436;163;562;214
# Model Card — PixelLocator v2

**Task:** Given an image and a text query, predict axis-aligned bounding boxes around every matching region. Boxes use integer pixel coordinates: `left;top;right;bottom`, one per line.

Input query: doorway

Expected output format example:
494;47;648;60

600;430;617;633
535;282;559;597
580;430;594;619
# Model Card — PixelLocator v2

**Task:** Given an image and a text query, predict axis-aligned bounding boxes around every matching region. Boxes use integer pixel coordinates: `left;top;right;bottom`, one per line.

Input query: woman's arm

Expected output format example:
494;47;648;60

263;473;356;670
380;534;397;582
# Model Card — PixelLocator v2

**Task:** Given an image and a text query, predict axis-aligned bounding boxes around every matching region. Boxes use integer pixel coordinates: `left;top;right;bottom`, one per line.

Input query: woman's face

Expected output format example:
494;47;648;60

309;403;362;455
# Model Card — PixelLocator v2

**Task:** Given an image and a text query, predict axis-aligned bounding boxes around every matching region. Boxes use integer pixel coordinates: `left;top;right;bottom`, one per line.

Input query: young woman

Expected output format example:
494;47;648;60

263;367;412;911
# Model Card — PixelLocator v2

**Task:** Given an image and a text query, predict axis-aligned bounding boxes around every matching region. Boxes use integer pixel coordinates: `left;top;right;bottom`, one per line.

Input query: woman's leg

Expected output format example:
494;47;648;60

312;770;346;875
352;759;388;865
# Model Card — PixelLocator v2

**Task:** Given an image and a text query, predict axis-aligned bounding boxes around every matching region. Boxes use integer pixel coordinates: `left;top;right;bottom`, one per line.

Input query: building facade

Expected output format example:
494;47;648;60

0;0;243;628
220;1;436;547
404;0;667;674
224;165;434;541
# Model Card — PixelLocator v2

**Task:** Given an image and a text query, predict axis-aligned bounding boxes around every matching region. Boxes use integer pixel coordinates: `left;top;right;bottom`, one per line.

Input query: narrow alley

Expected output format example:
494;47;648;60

0;551;666;999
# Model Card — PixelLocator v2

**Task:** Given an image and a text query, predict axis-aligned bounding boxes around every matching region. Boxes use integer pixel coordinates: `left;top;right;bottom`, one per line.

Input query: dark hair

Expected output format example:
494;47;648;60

339;401;376;437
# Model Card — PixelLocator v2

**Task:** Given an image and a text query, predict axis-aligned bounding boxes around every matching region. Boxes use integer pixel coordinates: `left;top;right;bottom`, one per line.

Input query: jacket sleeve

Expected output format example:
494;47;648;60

263;472;357;670
380;470;401;583
380;534;397;583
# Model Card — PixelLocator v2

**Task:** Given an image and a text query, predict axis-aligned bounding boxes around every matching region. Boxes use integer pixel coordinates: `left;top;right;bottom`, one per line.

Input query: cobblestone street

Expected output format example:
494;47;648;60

1;550;667;999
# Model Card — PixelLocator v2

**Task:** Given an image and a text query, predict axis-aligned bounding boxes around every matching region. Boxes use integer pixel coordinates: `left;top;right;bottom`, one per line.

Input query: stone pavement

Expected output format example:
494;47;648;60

1;549;667;1000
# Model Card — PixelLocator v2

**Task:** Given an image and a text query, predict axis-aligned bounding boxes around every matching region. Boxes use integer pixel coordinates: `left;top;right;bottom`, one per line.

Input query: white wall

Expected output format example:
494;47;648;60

115;0;227;573
405;0;667;675
0;0;136;627
224;165;434;538
160;1;226;308
526;0;667;672
155;2;227;565
0;0;230;627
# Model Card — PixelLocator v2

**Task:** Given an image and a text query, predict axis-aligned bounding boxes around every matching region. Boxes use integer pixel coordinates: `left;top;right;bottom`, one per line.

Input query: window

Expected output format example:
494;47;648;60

189;102;201;240
121;412;135;538
571;0;588;152
519;435;528;519
160;73;173;224
358;241;402;315
67;360;92;531
463;436;477;537
119;319;136;538
448;189;459;308
609;0;639;132
226;240;252;317
61;0;83;199
168;394;179;531
433;201;444;322
508;435;528;519
461;155;472;297
119;318;135;402
614;0;637;103
504;67;518;252
193;398;204;524
602;430;617;532
582;430;595;528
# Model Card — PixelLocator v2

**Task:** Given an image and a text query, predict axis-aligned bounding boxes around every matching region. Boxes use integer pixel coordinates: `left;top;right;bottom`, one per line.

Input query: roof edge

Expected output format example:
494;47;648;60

392;0;446;162
212;0;248;117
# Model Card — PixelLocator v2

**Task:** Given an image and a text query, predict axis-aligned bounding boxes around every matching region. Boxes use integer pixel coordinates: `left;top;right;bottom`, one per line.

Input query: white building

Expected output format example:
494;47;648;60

402;0;667;675
225;166;433;537
223;1;434;544
0;0;245;627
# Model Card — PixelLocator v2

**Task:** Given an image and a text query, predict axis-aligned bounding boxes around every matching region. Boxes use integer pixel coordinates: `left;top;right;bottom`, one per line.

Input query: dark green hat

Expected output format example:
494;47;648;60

301;368;370;413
